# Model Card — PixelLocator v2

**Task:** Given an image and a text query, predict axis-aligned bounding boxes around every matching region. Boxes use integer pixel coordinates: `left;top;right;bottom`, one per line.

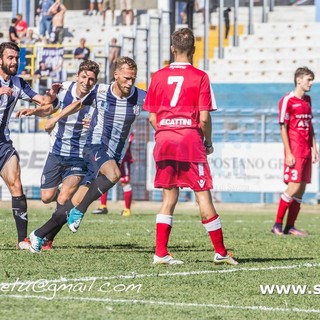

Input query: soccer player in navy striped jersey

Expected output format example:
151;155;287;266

17;60;100;249
29;57;146;252
0;42;58;249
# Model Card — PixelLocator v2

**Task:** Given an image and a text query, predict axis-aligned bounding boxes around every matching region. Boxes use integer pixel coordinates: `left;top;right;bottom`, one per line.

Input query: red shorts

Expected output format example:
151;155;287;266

154;160;213;191
120;159;131;183
283;157;311;184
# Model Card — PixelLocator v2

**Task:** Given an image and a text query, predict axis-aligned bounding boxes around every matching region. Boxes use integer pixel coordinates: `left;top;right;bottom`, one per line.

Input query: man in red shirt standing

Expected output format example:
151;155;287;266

144;28;238;266
272;67;318;236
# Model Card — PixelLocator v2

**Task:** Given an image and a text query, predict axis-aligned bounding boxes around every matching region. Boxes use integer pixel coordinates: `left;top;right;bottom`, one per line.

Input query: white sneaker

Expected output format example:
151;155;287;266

17;238;31;250
214;252;239;266
29;230;44;254
153;254;184;265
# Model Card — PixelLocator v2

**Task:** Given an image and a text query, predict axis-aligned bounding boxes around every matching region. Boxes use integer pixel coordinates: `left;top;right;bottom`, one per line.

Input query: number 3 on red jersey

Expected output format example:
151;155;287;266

285;166;298;181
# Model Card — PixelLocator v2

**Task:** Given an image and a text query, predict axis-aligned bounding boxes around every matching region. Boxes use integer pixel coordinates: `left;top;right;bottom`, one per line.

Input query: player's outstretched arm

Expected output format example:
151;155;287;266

30;82;62;106
17;83;62;118
16;104;55;118
45;99;83;133
45;83;62;102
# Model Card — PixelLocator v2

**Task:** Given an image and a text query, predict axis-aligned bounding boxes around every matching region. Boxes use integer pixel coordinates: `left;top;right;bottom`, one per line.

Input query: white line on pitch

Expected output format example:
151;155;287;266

0;262;319;287
1;294;320;314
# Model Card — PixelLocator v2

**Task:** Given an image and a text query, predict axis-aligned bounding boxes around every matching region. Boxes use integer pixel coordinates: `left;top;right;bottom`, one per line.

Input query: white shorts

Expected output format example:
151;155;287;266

90;0;102;3
120;0;132;10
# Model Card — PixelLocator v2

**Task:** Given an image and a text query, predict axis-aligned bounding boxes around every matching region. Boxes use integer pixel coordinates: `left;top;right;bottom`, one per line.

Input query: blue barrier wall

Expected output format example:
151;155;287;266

213;83;320;110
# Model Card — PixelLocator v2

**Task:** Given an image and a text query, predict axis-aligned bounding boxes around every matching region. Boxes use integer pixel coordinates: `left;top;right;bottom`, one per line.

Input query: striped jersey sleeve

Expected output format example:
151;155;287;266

0;75;38;145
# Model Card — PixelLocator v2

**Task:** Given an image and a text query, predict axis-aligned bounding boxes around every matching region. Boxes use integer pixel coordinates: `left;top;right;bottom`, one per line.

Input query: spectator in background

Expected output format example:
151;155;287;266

48;0;67;44
178;1;194;25
9;18;20;44
195;0;205;24
23;29;40;57
89;0;102;15
34;60;53;94
38;0;54;43
16;13;28;39
102;0;115;27
19;69;31;80
19;69;33;86
74;38;91;62
121;0;134;26
224;7;231;39
23;29;40;45
108;37;120;81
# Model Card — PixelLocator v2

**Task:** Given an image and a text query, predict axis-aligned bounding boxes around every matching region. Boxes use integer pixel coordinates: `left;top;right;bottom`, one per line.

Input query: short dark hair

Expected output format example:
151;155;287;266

0;42;20;59
171;28;195;58
294;67;314;86
114;56;137;71
78;60;100;78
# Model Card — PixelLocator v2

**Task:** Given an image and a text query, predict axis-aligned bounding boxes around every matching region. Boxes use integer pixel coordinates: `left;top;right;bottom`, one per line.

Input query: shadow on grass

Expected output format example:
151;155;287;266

56;243;155;253
198;256;314;264
236;256;314;263
32;243;213;253
1;244;220;253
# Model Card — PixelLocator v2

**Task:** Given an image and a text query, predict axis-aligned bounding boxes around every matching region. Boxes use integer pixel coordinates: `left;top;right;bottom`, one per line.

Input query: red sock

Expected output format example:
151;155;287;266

275;193;292;224
202;215;227;256
286;197;301;227
123;184;132;209
100;192;107;207
155;214;172;257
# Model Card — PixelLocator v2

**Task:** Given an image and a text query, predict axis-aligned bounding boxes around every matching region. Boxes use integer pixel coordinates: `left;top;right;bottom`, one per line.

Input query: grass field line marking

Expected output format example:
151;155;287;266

1;262;320;287
1;294;320;314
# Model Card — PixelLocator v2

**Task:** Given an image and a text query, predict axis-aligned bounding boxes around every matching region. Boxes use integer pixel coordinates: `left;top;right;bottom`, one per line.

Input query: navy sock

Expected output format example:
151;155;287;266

12;195;28;242
35;200;74;238
77;175;115;214
45;202;64;241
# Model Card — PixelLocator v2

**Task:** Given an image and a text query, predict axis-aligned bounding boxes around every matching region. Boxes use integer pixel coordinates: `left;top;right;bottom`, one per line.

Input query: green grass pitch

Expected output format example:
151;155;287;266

0;201;320;320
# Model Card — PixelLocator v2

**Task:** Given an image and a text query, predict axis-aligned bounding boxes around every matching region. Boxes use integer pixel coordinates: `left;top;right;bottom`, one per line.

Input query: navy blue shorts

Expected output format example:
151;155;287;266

0;142;19;173
41;153;87;189
81;144;120;185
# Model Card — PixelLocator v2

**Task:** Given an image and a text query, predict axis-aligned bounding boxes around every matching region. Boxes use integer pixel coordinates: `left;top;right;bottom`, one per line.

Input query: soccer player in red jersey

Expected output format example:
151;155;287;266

272;67;318;236
144;28;238;265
